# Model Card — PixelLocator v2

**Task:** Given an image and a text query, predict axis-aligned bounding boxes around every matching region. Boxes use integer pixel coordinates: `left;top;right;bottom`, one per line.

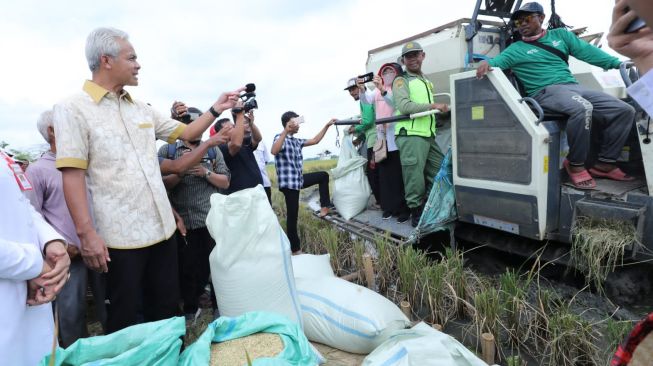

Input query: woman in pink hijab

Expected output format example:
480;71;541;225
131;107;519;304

362;63;410;223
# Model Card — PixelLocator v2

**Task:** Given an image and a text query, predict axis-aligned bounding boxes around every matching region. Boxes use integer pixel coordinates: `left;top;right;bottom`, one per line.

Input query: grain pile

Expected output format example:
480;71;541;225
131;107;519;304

210;333;283;366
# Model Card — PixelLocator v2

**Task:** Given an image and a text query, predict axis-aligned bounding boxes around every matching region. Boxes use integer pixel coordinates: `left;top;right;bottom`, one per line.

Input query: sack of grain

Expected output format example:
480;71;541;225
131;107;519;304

179;311;320;366
291;254;335;279
331;134;372;220
206;185;302;326
40;317;185;366
296;276;410;354
362;322;487;366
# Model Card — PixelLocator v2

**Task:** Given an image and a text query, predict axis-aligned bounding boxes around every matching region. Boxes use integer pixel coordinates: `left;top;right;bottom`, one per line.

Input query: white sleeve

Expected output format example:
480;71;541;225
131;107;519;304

0;239;44;281
360;89;376;105
627;70;653;117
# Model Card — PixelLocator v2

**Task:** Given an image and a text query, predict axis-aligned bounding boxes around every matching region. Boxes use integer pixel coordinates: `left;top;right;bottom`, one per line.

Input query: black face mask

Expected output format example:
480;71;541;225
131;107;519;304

242;135;252;146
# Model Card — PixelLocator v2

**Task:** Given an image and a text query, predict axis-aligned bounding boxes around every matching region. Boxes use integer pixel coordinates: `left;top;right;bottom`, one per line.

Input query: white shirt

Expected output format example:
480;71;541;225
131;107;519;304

254;141;272;188
0;150;64;366
628;69;653;118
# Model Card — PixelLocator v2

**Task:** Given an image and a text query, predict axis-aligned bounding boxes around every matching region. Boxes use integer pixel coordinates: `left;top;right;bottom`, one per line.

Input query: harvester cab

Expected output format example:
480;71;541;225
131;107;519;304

365;0;653;263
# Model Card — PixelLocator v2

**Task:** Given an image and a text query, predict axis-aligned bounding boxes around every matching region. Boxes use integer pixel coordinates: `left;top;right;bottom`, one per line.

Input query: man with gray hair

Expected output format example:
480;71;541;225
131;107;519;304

53;27;242;332
27;110;107;346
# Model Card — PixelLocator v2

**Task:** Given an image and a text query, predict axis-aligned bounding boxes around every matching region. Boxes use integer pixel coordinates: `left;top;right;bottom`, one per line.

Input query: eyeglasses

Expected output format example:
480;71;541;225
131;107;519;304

514;14;538;27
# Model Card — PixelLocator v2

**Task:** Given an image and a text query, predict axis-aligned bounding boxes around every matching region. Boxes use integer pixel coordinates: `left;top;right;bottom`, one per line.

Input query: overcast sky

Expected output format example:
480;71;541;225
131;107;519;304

0;0;618;158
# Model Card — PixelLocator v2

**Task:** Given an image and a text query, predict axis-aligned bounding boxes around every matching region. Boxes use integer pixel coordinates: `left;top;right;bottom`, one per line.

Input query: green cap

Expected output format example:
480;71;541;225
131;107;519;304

401;41;423;57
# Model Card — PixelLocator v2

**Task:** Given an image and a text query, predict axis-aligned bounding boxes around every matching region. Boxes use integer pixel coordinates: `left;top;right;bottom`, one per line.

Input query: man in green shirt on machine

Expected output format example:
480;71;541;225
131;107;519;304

393;41;450;227
476;1;636;190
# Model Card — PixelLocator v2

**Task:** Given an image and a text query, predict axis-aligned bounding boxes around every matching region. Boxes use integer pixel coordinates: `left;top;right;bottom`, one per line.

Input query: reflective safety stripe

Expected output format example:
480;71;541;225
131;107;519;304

395;76;437;137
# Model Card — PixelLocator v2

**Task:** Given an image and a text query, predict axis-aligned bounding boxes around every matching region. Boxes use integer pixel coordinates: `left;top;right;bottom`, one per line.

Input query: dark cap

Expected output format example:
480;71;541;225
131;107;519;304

178;107;203;125
511;2;544;20
401;41;423;57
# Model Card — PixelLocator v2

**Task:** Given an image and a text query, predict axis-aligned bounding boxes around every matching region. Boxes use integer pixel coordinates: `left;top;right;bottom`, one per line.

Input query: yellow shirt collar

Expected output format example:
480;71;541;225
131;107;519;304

83;80;133;104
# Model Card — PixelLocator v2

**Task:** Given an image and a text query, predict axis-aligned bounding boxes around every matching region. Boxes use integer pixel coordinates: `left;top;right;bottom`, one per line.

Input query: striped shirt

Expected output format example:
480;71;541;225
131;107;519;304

158;141;230;230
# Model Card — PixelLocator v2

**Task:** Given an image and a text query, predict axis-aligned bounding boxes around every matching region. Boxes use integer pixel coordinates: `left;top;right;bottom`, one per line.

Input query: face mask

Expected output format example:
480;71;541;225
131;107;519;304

242;135;252;146
382;69;397;87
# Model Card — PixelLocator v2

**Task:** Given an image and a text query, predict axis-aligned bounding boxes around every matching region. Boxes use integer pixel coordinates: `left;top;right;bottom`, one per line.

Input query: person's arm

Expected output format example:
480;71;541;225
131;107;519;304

354;103;375;134
305;119;337;147
562;29;622;70
177;88;244;141
227;108;246;157
609;0;653;75
248;112;262;149
171;207;186;237
0;238;45;281
61;168;109;273
271;131;288;156
159;131;230;176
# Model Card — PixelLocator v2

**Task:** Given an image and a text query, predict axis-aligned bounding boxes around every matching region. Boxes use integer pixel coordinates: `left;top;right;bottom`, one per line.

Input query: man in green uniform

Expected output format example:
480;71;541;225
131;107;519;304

476;2;635;190
393;42;449;227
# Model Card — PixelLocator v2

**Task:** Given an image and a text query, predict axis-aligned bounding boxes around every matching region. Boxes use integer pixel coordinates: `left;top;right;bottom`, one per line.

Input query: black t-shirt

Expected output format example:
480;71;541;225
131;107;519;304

219;143;263;194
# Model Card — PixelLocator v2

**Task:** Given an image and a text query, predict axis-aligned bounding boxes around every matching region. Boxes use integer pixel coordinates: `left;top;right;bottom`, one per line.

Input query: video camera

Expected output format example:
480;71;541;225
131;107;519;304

233;83;258;113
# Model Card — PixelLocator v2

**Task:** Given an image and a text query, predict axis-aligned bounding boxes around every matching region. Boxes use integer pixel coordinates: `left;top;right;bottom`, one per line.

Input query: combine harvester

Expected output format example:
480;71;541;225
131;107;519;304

324;0;653;300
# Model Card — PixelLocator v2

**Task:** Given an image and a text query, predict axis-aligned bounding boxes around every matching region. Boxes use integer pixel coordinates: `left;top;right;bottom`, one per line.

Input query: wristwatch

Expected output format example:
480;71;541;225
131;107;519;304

204;170;212;179
209;106;221;118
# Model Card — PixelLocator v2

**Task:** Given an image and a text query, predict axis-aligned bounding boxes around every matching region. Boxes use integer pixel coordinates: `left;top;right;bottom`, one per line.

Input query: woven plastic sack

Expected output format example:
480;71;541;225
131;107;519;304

330;133;371;220
409;147;456;243
291;254;335;279
179;311;320;366
296;276;410;354
40;317;185;366
362;322;486;366
206;185;303;326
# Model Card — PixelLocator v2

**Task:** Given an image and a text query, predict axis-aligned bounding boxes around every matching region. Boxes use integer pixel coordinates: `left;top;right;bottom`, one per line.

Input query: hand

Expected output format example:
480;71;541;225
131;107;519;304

27;271;57;306
67;245;80;259
608;0;653;74
348;126;356;135
285;120;297;133
246;110;255;124
372;75;383;90
213;87;247;114
432;103;449;113
175;214;187;236
172;101;188;118
186;164;207;177
326;118;337;127
41;240;71;291
79;229;110;273
233;100;245;114
208;126;231;146
476;61;492;79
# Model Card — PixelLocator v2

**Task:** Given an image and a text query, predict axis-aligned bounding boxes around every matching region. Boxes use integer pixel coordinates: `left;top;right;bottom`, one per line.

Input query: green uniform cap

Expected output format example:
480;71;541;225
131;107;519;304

401;41;423;57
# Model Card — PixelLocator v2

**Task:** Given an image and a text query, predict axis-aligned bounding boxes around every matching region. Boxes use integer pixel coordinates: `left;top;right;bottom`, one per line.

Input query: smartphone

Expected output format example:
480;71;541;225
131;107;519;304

358;72;374;84
625;7;647;33
626;17;647;33
295;116;305;124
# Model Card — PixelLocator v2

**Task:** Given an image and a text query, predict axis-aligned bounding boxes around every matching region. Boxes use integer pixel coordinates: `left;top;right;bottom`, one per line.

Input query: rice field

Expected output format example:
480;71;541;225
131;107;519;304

278;196;638;365
179;158;641;365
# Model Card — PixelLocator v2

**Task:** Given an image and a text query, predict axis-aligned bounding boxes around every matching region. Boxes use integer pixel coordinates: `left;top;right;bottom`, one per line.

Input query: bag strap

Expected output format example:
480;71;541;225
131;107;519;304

524;40;569;64
167;142;177;160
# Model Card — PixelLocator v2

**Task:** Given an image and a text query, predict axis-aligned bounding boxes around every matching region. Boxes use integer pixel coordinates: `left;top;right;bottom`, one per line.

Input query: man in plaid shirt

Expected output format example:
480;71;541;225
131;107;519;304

272;111;336;254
